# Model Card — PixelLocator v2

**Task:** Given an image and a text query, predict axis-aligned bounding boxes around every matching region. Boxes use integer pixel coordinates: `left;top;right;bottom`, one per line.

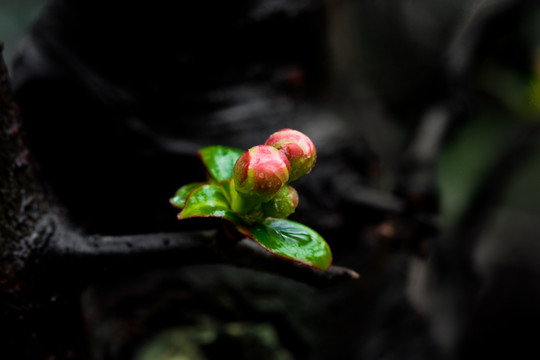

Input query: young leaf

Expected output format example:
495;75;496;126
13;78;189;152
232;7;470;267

199;145;244;182
239;218;332;271
170;182;205;208
179;184;240;223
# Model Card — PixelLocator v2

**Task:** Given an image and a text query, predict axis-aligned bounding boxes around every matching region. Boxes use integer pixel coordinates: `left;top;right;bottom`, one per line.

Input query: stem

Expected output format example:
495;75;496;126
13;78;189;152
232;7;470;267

230;187;260;215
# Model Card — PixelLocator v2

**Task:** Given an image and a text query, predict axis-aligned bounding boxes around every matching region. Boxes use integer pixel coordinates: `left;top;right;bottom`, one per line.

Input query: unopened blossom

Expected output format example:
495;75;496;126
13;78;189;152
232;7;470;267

265;128;316;182
262;185;299;219
233;145;290;202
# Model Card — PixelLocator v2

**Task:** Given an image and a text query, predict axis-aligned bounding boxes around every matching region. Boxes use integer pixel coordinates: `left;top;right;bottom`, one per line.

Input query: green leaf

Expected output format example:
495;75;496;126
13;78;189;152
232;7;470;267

170;182;205;208
239;218;332;271
179;184;240;223
199;145;244;182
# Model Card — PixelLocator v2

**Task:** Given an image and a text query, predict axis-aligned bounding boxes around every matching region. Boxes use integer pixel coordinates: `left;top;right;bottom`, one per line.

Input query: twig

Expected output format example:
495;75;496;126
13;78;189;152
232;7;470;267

31;216;359;289
225;237;360;286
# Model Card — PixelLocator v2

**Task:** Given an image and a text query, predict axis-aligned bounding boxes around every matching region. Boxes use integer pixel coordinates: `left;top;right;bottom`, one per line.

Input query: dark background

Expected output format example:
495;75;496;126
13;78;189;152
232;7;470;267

2;0;540;359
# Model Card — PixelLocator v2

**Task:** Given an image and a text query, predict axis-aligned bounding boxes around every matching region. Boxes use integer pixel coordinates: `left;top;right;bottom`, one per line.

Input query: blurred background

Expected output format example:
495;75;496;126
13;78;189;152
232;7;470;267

2;0;540;359
2;1;540;228
0;0;44;74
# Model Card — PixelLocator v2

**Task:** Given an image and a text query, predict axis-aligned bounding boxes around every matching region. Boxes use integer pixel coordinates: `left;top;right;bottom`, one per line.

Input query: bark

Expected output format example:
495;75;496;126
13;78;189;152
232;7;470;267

0;43;54;292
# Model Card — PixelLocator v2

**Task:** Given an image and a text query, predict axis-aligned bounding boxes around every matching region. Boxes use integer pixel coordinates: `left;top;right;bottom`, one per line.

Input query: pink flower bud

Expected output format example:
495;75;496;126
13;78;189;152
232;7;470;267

262;185;299;219
265;128;316;182
233;145;290;202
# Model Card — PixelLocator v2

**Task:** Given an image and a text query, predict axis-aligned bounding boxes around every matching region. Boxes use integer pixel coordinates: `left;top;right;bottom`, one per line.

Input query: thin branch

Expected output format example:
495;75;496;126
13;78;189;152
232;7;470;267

223;237;360;286
30;216;359;289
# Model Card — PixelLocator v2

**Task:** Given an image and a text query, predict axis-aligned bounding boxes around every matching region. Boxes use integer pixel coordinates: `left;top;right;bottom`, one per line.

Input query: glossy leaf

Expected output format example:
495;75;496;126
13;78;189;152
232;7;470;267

199;145;244;182
179;184;240;223
239;218;332;271
170;182;205;208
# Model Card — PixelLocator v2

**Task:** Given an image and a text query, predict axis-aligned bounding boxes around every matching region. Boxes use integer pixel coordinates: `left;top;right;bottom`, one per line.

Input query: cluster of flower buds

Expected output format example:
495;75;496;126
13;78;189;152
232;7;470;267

232;129;316;218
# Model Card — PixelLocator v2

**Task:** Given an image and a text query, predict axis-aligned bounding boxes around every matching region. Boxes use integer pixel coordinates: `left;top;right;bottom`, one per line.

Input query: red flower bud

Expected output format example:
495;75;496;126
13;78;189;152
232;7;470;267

262;185;299;219
233;145;290;202
265;128;316;182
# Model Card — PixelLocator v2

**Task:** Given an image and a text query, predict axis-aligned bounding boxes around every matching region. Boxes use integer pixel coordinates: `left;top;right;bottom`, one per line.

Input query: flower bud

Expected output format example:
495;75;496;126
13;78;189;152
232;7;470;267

262;185;299;219
265;128;316;182
233;145;290;202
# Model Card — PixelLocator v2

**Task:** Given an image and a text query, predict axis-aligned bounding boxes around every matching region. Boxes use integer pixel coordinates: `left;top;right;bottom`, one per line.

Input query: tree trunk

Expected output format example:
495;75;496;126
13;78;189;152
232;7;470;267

0;43;54;292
